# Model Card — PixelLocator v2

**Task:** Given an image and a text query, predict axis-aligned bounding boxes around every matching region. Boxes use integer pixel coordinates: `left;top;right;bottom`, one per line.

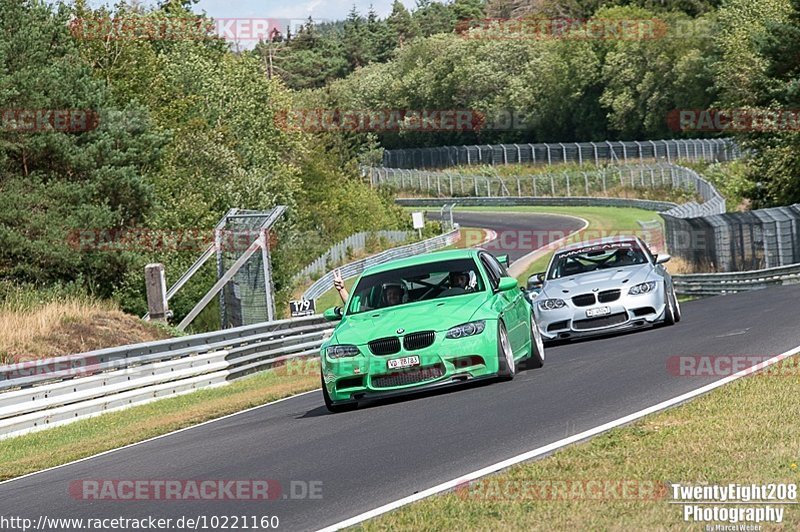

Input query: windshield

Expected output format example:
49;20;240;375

547;241;648;280
346;258;485;315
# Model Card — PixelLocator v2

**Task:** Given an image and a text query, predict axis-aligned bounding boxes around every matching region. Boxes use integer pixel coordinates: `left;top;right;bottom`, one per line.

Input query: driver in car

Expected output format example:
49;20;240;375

438;271;470;297
381;282;405;307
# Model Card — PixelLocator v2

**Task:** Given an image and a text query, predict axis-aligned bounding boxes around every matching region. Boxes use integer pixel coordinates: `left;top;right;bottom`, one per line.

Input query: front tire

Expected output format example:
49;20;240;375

663;284;678;326
496;321;516;381
322;374;357;413
522;311;545;369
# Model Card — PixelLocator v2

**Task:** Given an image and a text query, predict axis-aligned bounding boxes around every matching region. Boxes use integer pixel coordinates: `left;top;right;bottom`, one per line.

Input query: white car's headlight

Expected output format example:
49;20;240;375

326;344;360;359
538;298;566;311
628;281;657;295
446;320;486;339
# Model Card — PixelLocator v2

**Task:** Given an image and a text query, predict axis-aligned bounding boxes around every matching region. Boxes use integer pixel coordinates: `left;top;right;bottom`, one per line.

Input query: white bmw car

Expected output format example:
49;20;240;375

528;236;681;343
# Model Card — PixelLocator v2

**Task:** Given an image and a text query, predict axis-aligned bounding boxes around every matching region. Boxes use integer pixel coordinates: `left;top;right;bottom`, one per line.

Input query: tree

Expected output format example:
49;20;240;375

387;0;420;48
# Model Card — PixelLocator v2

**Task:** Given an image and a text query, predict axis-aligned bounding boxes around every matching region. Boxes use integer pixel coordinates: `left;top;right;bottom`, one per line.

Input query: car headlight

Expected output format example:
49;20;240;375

628;281;657;295
538;298;566;311
326;344;360;359
446;320;486;339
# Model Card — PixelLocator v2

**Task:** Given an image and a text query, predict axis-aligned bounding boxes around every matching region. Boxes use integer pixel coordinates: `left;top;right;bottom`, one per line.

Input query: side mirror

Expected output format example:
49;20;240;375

527;272;546;291
656;254;671;264
323;306;343;321
496;254;510;267
498;276;518;292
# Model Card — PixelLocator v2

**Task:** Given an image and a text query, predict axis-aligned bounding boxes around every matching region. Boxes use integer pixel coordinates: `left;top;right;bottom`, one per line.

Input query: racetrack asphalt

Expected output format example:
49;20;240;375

1;212;797;532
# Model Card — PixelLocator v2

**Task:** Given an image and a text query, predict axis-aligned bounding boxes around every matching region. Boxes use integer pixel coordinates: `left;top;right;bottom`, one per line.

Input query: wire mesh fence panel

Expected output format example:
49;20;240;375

382;138;738;169
218;211;274;328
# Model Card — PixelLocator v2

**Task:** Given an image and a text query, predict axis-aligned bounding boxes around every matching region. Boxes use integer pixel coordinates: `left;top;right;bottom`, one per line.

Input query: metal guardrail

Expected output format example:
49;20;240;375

303;228;461;301
396;196;677;212
0;316;333;439
673;263;800;296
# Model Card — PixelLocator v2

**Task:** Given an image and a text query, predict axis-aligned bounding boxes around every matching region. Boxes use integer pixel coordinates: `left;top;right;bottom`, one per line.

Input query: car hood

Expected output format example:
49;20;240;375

541;264;654;297
333;292;487;345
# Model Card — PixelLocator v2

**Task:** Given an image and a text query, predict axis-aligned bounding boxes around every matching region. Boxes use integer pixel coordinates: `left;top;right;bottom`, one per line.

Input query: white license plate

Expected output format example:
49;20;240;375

586;306;611;318
387;356;420;370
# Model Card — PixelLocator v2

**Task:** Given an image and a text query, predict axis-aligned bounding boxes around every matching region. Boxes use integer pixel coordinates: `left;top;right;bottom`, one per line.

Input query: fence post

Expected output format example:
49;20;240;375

576;142;583;166
145;264;169;323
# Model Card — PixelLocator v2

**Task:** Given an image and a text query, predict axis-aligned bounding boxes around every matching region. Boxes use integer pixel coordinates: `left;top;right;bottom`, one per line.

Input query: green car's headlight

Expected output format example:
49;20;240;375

628;281;657;295
446;320;486;339
326;344;360;359
538;298;566;311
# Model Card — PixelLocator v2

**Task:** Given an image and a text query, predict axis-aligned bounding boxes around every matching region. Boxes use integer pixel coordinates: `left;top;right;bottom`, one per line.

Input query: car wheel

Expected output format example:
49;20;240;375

321;374;357;413
672;287;682;323
523;311;545;369
496;321;516;381
663;284;676;326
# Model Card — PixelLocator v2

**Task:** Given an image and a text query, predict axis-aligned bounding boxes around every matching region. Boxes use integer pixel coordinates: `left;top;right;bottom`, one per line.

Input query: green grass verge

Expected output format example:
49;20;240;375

0;363;320;481
358;357;800;530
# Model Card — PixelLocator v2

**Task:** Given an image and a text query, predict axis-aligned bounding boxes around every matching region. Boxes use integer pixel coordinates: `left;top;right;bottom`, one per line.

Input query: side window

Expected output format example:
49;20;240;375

479;254;503;289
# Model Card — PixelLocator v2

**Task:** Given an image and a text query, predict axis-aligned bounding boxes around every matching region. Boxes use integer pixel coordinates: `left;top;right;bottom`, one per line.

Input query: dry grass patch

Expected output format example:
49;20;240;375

0;299;172;363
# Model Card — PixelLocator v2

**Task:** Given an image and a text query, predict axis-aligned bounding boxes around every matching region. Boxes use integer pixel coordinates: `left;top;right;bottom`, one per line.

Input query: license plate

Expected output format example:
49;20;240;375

586;306;611;318
387;356;420;370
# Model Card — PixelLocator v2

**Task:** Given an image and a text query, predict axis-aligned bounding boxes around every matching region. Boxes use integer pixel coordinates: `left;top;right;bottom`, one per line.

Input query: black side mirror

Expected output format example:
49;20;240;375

527;271;546;291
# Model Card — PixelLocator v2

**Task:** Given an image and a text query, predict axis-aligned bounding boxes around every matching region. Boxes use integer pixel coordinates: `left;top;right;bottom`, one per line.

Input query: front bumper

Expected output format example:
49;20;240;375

534;284;667;342
321;324;500;404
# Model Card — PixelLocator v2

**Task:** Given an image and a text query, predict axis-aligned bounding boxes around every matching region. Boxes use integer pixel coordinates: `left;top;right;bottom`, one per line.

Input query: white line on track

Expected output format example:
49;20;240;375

316;344;800;532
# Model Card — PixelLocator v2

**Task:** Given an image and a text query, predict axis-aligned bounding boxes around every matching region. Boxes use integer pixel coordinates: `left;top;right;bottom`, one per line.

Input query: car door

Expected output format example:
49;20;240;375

480;253;525;356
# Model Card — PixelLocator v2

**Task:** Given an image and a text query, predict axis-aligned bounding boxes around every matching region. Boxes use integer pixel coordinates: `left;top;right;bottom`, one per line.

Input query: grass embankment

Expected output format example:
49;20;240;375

359;356;800;530
0;359;321;481
0;285;174;364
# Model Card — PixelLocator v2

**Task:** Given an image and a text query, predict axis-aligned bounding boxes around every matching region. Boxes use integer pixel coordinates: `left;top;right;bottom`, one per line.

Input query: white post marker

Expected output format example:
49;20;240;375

412;211;425;239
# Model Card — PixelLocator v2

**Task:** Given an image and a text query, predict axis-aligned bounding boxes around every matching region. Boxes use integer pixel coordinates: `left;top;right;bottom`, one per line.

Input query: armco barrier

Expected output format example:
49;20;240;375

0;315;333;439
673;263;800;296
395;196;677;211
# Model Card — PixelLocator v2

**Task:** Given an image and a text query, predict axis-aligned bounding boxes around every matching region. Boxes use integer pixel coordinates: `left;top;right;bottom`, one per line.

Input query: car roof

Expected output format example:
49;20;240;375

362;248;481;275
555;235;641;254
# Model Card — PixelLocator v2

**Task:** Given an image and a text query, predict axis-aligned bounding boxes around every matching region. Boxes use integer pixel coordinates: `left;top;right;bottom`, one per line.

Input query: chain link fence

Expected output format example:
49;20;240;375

382;138;739;169
368;163;722;205
663;204;800;271
218;211;279;328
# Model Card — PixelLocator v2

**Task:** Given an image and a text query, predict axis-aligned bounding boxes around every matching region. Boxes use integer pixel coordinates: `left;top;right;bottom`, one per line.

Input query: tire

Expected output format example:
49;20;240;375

496;321;516;381
663;284;677;326
321;374;357;413
522;311;545;369
673;287;682;323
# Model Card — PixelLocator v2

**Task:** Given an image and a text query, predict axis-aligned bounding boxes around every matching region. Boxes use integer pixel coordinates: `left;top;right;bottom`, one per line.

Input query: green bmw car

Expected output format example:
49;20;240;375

320;249;545;412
